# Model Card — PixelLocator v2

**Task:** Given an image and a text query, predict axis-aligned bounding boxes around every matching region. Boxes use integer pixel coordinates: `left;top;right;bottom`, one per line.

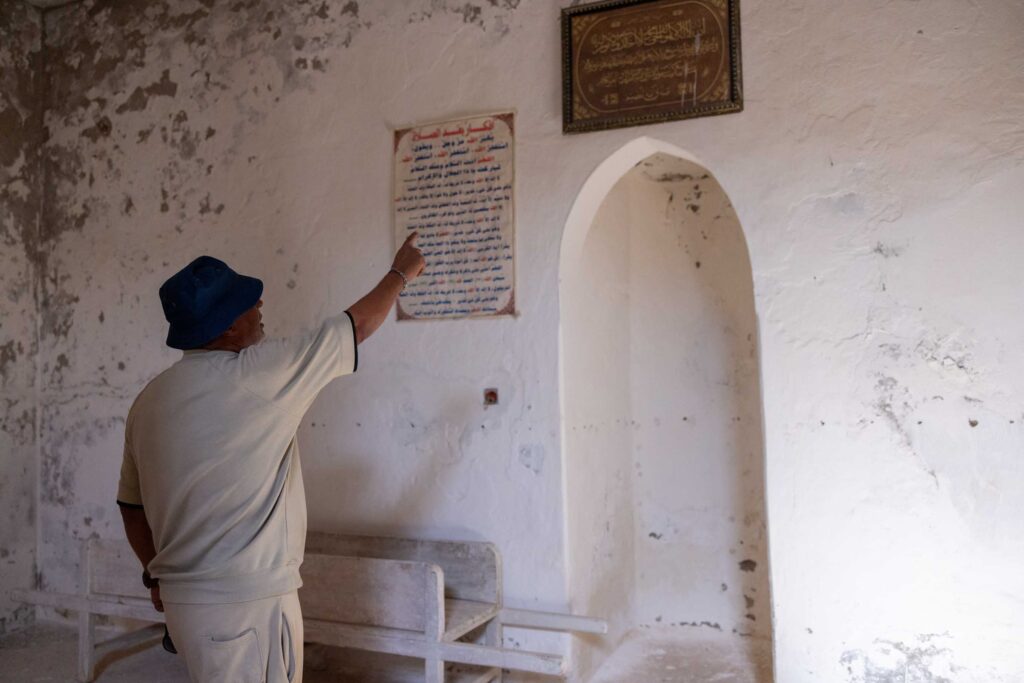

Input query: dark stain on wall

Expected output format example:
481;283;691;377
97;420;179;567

675;620;722;631
653;172;694;182
407;0;520;34
841;634;956;683
0;0;44;636
115;69;178;115
80;115;113;142
0;341;23;383
0;3;45;257
872;242;903;259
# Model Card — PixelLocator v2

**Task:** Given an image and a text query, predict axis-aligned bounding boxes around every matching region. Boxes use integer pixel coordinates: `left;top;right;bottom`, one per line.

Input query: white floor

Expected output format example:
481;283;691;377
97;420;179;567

588;628;773;683
0;622;773;682
0;622;187;682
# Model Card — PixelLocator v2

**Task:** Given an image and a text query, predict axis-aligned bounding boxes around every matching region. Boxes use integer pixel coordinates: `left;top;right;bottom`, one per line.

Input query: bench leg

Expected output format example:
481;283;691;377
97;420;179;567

425;656;444;683
78;610;96;682
485;619;504;682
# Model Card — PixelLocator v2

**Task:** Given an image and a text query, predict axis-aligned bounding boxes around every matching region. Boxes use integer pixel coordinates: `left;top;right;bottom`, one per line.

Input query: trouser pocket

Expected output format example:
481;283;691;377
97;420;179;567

281;608;296;682
199;628;263;683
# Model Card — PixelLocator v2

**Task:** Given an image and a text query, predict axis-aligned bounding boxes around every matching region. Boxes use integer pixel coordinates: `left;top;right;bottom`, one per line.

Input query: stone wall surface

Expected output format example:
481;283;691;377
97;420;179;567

626;158;769;636
1;0;1021;680
0;0;43;636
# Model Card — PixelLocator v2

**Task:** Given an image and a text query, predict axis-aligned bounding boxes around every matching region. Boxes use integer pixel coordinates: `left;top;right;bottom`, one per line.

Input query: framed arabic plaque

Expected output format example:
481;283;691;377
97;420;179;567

393;113;516;321
562;0;743;133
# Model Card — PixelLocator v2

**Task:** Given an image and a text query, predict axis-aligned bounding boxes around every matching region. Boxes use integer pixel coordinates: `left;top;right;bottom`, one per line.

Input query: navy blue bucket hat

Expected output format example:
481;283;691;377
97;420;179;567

159;256;263;350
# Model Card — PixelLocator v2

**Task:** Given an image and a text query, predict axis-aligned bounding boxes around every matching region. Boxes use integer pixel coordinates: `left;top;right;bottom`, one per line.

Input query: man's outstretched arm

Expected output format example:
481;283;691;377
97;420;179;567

119;504;163;612
346;232;425;344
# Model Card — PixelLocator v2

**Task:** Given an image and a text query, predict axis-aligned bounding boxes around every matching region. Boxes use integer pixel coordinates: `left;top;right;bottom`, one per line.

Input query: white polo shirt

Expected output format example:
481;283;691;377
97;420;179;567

117;313;357;604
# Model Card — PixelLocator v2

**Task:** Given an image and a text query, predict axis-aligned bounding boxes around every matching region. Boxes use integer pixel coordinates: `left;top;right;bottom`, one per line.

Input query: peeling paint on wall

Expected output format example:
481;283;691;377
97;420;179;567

0;0;43;637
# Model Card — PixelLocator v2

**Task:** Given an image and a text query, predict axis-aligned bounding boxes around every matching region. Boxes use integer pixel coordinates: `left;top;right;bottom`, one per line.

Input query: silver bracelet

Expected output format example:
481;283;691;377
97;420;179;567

388;268;408;289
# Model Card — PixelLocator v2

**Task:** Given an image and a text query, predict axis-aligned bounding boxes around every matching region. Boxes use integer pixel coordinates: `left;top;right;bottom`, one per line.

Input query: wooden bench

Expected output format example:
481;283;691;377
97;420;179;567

303;532;607;682
12;534;606;682
11;539;166;681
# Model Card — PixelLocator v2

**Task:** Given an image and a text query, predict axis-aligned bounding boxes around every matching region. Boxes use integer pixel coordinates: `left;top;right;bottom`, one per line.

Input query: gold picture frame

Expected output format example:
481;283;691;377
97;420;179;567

562;0;744;133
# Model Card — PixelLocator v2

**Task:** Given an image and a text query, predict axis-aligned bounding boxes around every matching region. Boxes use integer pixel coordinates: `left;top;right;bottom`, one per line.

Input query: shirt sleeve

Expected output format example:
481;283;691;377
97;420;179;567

116;425;144;507
237;311;358;411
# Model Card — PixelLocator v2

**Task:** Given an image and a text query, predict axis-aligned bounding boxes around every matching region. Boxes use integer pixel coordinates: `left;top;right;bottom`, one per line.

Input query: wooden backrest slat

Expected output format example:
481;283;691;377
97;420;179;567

88;539;149;599
306;532;501;604
298;553;444;634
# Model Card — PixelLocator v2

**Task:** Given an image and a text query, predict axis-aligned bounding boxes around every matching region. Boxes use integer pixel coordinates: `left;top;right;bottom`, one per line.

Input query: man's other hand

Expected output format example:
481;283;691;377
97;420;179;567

151;585;164;612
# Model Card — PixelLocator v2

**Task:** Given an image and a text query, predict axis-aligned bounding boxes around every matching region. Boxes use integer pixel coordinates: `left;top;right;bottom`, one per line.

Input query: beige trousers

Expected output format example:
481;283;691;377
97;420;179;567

164;591;303;683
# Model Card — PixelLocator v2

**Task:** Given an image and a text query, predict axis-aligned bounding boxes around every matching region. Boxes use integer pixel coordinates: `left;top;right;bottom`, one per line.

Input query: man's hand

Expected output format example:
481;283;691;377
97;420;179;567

347;232;426;344
119;504;163;612
392;231;425;282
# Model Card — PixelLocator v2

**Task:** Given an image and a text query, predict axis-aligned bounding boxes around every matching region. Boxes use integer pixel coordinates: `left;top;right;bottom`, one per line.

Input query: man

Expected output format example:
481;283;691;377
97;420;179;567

116;233;425;682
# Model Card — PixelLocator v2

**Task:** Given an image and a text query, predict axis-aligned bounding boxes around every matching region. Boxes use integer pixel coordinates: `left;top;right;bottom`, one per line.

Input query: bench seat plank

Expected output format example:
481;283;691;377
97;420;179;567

307;532;501;604
499;607;607;635
299;554;443;634
443;599;499;642
13;592;503;643
12;589;164;624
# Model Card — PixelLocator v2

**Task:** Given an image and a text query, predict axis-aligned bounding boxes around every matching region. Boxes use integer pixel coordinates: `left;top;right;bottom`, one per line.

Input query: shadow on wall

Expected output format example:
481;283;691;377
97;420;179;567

559;139;774;683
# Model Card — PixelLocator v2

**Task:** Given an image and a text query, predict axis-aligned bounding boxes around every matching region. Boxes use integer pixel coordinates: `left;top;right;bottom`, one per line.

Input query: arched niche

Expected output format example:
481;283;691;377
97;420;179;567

558;138;774;682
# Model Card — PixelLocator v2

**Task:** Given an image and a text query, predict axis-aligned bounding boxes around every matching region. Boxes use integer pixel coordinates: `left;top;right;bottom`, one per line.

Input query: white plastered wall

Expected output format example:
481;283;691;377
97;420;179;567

627;154;768;634
561;159;638;680
9;1;1023;681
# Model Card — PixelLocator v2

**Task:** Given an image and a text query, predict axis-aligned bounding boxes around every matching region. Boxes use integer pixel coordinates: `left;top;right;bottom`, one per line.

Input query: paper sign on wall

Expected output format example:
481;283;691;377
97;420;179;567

393;112;516;320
